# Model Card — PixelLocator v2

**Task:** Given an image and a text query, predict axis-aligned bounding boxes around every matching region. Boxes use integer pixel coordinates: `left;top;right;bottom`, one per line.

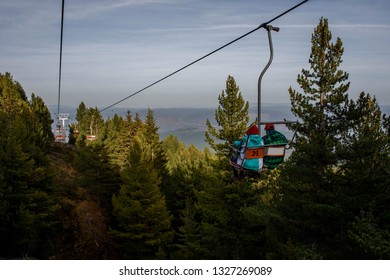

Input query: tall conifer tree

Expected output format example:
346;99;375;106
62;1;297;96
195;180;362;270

0;73;59;258
274;18;389;259
338;93;390;258
205;75;249;159
277;17;352;258
143;109;167;174
30;93;54;149
111;135;174;259
288;17;350;178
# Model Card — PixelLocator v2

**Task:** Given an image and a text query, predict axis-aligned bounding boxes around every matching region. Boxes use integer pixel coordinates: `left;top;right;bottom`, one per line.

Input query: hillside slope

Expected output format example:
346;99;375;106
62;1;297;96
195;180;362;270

48;143;115;259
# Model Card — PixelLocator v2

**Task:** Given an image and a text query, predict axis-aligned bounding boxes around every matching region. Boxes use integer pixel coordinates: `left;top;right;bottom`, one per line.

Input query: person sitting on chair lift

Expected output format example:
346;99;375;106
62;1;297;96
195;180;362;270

262;123;287;169
231;124;264;173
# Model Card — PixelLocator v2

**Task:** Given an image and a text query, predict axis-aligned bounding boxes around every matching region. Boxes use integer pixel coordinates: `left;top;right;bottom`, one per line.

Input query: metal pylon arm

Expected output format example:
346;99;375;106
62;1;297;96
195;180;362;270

257;25;279;136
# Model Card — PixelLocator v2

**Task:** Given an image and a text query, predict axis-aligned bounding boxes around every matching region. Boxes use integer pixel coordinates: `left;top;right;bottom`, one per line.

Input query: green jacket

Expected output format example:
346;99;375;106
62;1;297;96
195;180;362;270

262;130;287;169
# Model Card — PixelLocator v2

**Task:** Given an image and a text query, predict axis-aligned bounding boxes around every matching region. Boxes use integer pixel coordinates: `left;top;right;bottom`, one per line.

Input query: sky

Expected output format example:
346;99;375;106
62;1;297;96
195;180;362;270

1;0;390;110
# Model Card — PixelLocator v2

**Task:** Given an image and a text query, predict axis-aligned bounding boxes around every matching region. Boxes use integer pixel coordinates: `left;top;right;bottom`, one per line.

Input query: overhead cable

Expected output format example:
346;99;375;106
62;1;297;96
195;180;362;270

57;0;65;115
99;0;309;112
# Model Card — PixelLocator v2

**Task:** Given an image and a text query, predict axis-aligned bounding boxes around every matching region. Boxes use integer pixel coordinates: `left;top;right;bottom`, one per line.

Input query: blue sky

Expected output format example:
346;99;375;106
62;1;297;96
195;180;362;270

1;0;389;110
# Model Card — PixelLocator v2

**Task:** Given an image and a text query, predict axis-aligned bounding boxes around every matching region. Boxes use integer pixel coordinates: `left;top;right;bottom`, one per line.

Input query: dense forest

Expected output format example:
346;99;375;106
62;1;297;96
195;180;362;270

1;18;389;260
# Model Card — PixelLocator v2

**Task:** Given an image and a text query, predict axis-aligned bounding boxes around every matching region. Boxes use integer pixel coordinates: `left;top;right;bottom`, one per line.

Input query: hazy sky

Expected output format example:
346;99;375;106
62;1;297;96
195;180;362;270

1;0;389;110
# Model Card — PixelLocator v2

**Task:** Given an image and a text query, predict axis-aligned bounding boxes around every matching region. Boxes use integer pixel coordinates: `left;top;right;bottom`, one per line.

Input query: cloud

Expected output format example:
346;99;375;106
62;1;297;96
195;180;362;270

65;0;179;21
332;24;390;29
280;23;390;29
109;0;178;9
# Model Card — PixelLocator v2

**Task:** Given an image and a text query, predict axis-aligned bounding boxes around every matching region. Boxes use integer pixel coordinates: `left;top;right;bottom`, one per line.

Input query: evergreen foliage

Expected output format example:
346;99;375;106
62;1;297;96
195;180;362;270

280;18;352;258
111;135;174;259
276;18;390;259
73;102;103;142
0;72;59;259
205;75;249;160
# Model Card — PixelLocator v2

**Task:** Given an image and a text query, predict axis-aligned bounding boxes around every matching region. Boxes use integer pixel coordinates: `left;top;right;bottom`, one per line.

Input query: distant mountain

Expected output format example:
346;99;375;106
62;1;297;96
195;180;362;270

381;105;390;115
49;104;294;129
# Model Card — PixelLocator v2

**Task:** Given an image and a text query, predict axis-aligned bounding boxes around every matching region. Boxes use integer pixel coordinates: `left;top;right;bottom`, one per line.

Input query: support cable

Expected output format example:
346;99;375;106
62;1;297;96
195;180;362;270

57;0;65;115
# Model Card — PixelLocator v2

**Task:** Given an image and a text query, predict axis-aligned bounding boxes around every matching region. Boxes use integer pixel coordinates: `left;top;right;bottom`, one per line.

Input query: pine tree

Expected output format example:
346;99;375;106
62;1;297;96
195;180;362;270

337;93;390;258
175;198;201;259
143;109;167;175
0;72;28;101
0;73;59;258
111;135;174;259
105;113;136;169
339;93;389;210
288;17;350;178
29;93;54;148
205;75;249;159
347;210;390;259
277;17;352;258
74;140;120;212
76;102;87;127
196;177;269;259
74;103;103;142
162;135;215;255
161;135;189;226
275;18;390;259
